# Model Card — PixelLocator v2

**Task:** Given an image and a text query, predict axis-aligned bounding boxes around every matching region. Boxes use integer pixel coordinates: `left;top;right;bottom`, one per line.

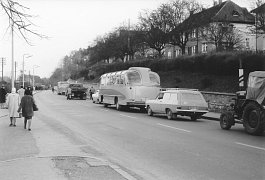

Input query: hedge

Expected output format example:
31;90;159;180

88;51;265;78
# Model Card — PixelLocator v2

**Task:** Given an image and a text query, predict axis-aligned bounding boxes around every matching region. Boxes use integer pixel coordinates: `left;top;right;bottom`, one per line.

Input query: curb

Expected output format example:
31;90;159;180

202;115;220;121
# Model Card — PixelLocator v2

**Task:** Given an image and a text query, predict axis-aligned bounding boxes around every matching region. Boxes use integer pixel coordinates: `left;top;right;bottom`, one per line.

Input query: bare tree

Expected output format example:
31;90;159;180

138;6;171;57
167;0;203;55
0;0;47;44
223;28;244;51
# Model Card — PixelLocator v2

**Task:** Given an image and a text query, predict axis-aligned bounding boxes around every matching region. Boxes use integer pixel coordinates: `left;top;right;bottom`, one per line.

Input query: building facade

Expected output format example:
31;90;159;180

165;0;260;59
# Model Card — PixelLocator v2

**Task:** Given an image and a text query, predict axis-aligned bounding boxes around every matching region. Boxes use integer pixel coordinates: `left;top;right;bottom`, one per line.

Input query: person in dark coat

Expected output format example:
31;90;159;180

0;85;7;109
18;89;38;131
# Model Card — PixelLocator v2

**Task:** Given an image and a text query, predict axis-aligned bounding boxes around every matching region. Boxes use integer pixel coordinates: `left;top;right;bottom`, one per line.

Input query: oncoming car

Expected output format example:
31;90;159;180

92;90;100;103
145;88;208;121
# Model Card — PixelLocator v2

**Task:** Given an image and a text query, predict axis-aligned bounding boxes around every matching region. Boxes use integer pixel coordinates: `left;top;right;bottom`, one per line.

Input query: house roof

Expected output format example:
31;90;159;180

180;0;255;30
251;3;265;14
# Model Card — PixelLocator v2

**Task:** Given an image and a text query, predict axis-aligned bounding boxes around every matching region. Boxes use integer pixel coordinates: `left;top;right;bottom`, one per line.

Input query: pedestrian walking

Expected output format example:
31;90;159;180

89;86;95;100
17;85;25;102
18;89;38;131
27;86;33;96
6;88;20;127
66;86;72;100
0;85;7;109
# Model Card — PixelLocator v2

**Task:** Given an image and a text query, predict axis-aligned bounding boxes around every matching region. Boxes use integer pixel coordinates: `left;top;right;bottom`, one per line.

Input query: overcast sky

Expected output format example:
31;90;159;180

0;0;256;78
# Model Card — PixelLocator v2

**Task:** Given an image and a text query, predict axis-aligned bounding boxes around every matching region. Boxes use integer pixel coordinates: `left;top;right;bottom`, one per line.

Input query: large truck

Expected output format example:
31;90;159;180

220;71;265;135
57;81;69;95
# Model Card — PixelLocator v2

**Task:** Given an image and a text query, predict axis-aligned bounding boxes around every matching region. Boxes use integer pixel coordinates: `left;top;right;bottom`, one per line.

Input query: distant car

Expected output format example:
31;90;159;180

92;90;100;103
145;88;208;120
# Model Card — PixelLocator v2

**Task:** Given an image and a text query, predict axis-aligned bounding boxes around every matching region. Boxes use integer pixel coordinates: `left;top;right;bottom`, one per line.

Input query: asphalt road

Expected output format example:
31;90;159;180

33;90;265;180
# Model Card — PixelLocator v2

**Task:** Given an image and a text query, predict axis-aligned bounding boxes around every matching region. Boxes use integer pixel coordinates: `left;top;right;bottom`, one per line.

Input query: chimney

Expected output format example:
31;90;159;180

213;0;218;6
218;0;222;4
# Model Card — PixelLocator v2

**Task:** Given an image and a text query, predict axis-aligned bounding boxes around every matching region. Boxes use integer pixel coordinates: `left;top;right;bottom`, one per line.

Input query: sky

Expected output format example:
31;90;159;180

0;0;257;79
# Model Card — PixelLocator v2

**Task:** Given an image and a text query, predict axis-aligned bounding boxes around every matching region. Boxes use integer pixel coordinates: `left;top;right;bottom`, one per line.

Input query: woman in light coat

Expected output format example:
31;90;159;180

6;88;20;126
18;89;37;131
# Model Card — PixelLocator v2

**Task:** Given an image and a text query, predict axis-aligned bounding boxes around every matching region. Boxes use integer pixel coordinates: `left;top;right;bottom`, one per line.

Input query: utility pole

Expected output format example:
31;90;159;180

11;21;15;90
15;61;17;85
0;58;6;82
127;18;130;61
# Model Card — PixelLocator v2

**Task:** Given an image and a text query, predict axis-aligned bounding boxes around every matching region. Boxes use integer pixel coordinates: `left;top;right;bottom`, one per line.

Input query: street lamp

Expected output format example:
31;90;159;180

22;54;32;88
32;65;39;90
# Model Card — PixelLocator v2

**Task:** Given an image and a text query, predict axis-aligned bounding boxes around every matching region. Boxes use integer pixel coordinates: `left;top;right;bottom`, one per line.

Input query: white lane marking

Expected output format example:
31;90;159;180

119;114;138;119
157;123;191;133
235;142;265;151
101;109;109;112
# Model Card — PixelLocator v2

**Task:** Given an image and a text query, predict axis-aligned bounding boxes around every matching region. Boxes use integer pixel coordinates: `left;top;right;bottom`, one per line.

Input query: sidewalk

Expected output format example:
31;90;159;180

0;108;135;180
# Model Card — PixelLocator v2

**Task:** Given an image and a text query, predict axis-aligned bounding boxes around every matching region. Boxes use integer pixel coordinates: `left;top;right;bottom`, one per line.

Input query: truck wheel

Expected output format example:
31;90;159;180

147;106;153;116
166;109;173;120
220;112;234;130
243;102;264;135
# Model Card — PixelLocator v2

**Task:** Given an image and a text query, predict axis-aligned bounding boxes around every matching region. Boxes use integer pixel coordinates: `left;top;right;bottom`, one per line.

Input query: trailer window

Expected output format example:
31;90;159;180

127;71;141;84
149;72;160;85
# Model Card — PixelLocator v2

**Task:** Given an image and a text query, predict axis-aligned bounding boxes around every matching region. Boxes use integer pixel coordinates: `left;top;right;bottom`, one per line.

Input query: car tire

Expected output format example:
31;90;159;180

220;112;234;130
166;109;173;120
147;106;153;116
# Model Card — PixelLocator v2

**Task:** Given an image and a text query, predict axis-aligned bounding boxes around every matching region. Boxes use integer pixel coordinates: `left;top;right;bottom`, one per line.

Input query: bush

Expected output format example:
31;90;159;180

201;78;213;89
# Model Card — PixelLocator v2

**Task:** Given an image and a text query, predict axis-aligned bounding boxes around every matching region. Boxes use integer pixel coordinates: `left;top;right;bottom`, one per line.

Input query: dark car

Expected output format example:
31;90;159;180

66;83;87;100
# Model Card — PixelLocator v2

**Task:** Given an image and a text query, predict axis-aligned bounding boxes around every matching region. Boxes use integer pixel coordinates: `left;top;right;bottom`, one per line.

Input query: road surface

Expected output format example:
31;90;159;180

2;90;265;180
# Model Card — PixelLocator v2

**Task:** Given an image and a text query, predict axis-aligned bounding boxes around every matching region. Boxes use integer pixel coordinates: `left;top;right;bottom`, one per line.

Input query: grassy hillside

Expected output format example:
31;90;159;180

158;71;238;93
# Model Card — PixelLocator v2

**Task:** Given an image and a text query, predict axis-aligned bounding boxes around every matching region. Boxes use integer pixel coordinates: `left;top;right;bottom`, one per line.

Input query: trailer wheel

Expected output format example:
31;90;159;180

116;103;123;111
220;112;234;130
115;97;123;111
243;102;264;135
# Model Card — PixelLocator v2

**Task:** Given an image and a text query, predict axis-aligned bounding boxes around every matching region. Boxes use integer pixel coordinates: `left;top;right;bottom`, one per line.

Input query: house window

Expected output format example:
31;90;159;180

246;38;250;49
202;43;207;53
176;49;182;56
188;47;192;55
168;51;172;59
192;29;196;38
232;10;240;17
192;46;196;54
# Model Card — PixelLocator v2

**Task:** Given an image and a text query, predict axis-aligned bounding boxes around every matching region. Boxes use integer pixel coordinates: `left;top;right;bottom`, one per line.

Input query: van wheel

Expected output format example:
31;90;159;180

166;109;173;120
220;112;234;130
243;102;264;135
103;103;108;107
147;106;153;116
